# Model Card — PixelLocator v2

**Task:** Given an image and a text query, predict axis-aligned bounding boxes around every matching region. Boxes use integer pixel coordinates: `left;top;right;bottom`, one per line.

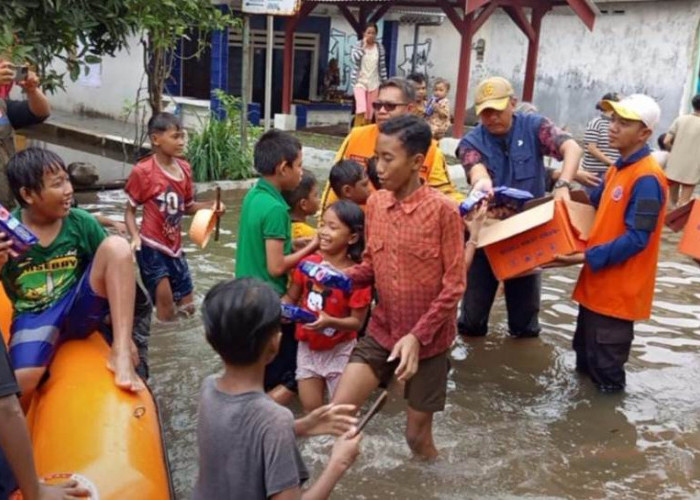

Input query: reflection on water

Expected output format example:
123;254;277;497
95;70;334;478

77;187;700;499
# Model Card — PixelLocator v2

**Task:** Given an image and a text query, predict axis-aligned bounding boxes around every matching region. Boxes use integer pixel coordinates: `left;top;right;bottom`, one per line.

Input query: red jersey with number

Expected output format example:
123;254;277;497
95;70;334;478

125;155;194;257
292;254;372;351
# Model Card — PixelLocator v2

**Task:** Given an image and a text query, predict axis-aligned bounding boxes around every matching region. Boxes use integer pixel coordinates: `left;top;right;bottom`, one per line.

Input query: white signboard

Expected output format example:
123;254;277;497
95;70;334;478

242;0;300;16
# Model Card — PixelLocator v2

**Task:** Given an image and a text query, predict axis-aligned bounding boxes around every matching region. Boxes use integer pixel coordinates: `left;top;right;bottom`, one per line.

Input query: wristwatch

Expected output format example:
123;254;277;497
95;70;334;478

553;179;572;190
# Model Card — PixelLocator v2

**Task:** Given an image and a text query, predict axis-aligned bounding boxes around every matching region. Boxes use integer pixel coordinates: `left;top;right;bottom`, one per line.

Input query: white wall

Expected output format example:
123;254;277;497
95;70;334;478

395;21;465;109
47;34;146;119
393;0;700;137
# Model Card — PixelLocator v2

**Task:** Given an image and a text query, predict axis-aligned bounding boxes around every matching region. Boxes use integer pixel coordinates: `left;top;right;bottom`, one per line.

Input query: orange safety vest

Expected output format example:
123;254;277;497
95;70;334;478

320;124;438;211
573;155;668;321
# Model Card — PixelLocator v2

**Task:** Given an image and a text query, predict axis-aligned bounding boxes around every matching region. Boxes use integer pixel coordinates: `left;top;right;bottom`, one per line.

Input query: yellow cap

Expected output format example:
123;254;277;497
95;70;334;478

475;77;515;115
600;101;642;122
600;94;661;130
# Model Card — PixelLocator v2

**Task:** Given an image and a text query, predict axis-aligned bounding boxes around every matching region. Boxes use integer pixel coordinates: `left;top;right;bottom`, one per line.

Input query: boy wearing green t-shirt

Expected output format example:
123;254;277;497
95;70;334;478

0;148;143;404
236;130;318;404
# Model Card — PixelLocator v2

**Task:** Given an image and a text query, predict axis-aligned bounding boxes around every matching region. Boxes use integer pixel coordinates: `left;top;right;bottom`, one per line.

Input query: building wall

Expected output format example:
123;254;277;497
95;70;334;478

48;34;146;119
394;0;700;137
490;0;699;136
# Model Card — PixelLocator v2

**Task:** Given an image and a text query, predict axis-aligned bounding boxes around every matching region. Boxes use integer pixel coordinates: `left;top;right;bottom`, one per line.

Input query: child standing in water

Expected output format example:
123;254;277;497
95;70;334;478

332;115;466;459
193;278;361;500
125;113;224;321
285;200;371;412
282;169;320;248
328;160;372;208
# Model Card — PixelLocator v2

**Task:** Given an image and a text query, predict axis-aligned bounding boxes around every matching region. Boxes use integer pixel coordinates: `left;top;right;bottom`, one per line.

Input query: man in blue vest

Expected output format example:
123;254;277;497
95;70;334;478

457;76;583;338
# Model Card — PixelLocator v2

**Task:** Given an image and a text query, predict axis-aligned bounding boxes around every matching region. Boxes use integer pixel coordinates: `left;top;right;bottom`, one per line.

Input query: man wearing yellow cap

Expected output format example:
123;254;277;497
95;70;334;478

320;77;463;213
456;76;583;339
554;94;667;392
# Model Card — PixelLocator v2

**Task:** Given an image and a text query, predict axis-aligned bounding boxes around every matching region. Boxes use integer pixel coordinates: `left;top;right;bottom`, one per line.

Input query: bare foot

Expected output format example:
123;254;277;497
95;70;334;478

107;349;145;392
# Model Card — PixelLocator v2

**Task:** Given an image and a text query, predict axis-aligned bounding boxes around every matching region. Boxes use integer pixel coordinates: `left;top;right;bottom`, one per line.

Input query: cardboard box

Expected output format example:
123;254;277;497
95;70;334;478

477;193;596;281
665;201;694;233
678;200;700;259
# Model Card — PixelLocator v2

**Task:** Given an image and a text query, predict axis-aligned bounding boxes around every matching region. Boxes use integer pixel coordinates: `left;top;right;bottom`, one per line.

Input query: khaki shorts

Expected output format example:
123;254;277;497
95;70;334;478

349;335;450;413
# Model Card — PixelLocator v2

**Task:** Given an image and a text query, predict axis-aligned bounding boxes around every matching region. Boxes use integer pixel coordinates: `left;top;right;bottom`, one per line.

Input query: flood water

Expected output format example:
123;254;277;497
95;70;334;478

70;183;700;500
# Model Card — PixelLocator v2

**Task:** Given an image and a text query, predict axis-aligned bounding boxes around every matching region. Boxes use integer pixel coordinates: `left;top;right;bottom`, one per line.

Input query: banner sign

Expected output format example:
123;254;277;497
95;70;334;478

241;0;300;16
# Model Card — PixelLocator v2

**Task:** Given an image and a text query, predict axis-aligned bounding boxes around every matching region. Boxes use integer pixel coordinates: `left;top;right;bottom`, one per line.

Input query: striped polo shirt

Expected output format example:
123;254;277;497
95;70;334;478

582;114;620;173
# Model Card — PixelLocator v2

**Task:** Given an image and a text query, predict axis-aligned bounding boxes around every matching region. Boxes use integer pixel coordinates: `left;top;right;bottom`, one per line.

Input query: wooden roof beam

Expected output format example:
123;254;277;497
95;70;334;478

503;4;536;41
472;1;498;34
437;0;466;31
465;0;492;15
564;0;596;30
368;3;392;24
337;4;363;35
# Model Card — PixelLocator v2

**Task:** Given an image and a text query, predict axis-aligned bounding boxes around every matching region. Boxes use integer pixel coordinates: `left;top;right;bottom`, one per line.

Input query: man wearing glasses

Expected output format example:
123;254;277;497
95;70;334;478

319;77;463;212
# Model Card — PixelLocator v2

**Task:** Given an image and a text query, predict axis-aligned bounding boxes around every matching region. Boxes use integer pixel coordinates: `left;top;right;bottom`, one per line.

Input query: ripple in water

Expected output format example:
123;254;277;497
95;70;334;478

72;187;700;498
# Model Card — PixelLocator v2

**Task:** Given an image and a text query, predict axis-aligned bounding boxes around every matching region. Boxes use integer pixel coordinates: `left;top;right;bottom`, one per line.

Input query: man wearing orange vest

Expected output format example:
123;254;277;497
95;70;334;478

555;94;667;392
320;77;463;211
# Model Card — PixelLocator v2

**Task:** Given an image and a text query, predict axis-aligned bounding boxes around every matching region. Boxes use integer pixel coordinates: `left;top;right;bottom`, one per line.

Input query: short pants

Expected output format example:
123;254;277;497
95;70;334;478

264;322;298;393
9;262;109;370
136;244;193;303
296;339;356;398
349;335;450;413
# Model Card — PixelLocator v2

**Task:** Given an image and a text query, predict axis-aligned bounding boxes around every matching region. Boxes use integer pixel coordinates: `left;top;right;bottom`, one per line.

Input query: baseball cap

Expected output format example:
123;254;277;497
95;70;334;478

475;77;514;115
596;92;620;111
601;94;661;130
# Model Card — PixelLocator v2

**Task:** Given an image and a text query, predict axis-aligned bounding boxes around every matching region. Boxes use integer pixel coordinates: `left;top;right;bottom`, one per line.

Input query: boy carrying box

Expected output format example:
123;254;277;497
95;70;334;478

125;112;224;322
0;148;143;402
332;115;466;459
236;130;319;404
553;94;667;392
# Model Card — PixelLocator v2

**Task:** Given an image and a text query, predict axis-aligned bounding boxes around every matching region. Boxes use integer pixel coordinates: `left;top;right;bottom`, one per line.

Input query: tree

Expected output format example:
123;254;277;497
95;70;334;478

127;0;237;115
0;0;139;92
1;0;236;115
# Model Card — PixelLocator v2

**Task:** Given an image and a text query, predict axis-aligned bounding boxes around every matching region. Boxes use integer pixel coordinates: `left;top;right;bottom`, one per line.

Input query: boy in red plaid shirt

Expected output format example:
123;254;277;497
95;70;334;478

332;115;466;459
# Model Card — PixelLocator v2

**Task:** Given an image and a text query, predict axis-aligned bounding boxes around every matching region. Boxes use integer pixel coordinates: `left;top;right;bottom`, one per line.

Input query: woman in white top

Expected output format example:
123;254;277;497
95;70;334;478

350;23;388;126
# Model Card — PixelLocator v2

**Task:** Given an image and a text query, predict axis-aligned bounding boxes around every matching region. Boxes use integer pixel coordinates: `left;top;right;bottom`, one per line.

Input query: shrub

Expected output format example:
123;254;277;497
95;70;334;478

186;90;262;181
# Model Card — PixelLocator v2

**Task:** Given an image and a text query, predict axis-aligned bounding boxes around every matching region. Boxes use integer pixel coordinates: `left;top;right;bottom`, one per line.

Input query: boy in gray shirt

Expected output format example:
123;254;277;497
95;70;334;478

193;278;361;500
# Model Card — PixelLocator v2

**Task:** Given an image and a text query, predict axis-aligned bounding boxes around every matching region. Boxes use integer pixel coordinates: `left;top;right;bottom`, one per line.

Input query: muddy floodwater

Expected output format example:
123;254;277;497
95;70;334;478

76;186;700;500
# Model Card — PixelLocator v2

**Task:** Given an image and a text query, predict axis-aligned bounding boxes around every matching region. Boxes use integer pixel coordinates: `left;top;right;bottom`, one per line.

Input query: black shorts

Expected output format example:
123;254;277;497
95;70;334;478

264;322;298;393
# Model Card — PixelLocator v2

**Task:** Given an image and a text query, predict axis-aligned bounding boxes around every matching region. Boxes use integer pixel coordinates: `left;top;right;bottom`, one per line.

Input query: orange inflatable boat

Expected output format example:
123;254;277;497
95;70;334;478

0;289;173;499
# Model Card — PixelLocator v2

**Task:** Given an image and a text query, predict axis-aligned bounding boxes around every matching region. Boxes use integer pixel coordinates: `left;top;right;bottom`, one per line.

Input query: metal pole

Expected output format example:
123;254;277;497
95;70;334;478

264;14;274;131
241;14;250;150
411;24;420;75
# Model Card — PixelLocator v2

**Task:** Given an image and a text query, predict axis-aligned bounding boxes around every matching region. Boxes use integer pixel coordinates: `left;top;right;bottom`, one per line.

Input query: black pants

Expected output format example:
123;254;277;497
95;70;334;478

0;446;16;499
573;306;633;392
264;322;298;393
458;249;541;337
